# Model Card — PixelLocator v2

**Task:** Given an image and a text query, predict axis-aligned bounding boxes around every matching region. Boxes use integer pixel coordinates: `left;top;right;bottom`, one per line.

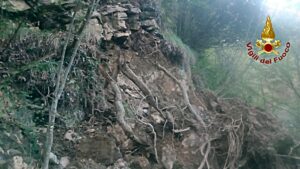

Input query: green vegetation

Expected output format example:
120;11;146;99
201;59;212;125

161;0;300;139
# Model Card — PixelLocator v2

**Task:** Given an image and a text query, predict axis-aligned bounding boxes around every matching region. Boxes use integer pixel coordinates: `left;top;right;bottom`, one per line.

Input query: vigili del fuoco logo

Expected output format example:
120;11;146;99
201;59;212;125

246;16;291;64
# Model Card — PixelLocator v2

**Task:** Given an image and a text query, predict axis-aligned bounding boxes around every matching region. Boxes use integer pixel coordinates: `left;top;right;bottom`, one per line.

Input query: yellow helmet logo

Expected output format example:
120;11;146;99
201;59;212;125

256;16;281;55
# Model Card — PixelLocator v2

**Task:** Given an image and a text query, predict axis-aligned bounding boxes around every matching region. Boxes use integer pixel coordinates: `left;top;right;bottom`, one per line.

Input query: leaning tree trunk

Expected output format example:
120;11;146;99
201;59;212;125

41;1;98;168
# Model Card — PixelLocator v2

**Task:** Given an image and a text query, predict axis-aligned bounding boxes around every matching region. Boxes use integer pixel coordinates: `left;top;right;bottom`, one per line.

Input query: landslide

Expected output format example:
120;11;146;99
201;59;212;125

0;0;299;169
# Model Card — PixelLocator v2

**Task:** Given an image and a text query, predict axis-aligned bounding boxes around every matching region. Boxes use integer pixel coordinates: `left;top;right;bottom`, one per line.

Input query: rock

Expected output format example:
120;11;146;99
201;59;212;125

107;124;128;143
140;5;158;20
67;159;106;169
150;112;164;124
140;11;157;20
1;0;31;12
129;156;150;169
50;152;59;164
113;20;127;30
107;159;129;169
128;7;141;14
0;147;4;154
7;149;22;157
9;156;28;169
76;135;122;165
128;15;140;31
86;18;103;41
161;145;176;169
114;12;128;20
60;156;70;168
103;23;115;41
39;0;60;5
122;4;141;14
102;5;127;15
64;130;81;142
114;31;131;38
0;154;7;166
182;132;202;148
141;19;158;31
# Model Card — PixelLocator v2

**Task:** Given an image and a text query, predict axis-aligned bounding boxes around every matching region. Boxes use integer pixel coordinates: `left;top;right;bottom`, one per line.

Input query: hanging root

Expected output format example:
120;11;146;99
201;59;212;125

137;117;159;163
223;117;244;169
155;63;206;127
198;134;212;169
99;64;145;145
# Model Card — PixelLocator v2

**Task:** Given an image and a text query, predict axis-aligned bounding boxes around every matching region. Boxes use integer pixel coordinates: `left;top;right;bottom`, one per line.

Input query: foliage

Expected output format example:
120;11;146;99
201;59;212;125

161;0;300;139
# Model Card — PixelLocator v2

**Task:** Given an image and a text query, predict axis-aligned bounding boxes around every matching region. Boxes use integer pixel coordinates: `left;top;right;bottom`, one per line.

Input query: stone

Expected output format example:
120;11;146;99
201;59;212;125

1;0;31;12
7;149;22;157
86;19;103;41
161;145;176;169
108;159;129;169
128;15;140;31
102;5;127;15
103;23;115;41
0;154;7;166
0;147;4;154
150;112;164;124
10;156;28;169
113;20;127;30
76;135;122;165
50;152;59;164
114;31;131;38
129;156;150;169
60;156;70;168
141;19;158;31
39;0;60;5
122;4;141;14
114;12;128;20
129;7;141;14
64;130;81;142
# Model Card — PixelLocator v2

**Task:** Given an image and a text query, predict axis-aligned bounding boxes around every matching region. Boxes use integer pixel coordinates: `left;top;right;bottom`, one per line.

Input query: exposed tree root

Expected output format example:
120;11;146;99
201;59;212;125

99;64;146;145
223;117;244;169
120;63;165;118
198;135;211;169
155;63;206;127
137;117;159;163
